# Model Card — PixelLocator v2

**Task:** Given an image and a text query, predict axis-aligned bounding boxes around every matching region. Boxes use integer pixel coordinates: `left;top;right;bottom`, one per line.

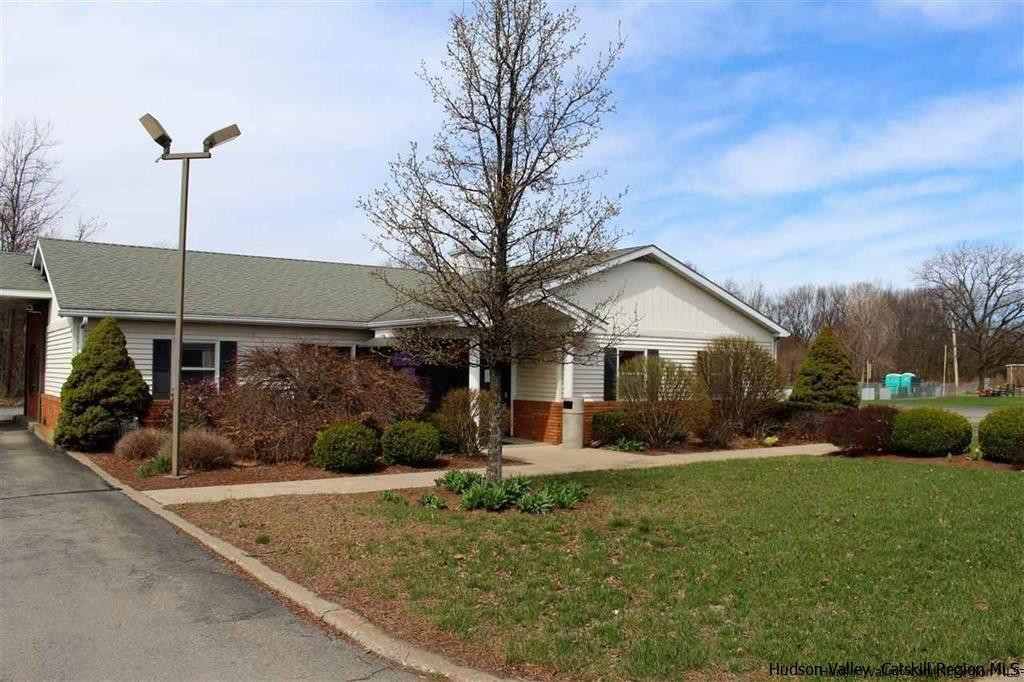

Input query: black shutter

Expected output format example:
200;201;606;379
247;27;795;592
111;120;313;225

219;341;237;389
647;349;659;359
152;339;171;399
603;348;617;401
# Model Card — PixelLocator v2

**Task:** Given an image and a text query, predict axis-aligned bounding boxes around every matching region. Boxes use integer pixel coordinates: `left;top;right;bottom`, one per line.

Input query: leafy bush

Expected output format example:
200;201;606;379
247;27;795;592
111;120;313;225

377;490;407;505
544;480;589;509
618;356;712;447
824;406;898;454
114;428;166;461
217;345;425;463
137;454;170;479
459;477;532;511
695;336;782;445
892;408;972;456
418;491;448;510
423;413;458;453
612;437;645;452
516;489;556;514
591;410;634;444
978;405;1024;464
312;422;379;472
789;327;859;411
381;420;441;466
435;469;484;494
158;429;237;471
160;379;223;430
55;318;152;452
435;388;508;456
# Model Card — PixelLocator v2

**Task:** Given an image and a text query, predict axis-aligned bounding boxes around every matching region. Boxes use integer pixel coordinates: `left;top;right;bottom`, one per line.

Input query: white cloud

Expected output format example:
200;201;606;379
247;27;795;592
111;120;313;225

685;89;1023;197
874;0;1022;30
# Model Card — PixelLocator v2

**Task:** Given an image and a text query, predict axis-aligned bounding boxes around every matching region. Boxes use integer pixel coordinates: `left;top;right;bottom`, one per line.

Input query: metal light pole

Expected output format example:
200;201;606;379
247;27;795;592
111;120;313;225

139;114;240;477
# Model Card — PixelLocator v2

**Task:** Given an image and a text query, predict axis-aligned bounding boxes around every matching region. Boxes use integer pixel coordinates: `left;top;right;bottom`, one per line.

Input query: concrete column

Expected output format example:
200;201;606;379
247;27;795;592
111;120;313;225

468;342;481;427
509;360;518;436
561;352;583;448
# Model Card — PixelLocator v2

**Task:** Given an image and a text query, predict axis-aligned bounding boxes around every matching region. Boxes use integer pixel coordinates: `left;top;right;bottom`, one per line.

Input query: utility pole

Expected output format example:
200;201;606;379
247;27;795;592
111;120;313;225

950;316;960;396
941;344;947;398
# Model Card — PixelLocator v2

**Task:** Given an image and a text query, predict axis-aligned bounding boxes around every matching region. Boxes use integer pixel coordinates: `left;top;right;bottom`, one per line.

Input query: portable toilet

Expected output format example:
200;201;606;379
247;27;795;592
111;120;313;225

884;374;902;394
902;372;920;397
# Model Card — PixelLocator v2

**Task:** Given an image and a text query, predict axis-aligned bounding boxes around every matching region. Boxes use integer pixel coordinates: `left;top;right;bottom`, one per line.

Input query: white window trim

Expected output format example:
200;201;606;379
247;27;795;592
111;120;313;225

154;336;222;389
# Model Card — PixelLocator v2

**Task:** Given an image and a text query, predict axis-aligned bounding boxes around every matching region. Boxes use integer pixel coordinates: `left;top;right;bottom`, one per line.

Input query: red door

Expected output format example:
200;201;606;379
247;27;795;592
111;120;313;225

24;311;42;422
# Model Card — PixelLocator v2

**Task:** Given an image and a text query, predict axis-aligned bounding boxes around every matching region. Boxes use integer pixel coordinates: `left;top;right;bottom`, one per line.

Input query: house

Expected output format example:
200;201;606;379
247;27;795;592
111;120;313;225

0;238;788;446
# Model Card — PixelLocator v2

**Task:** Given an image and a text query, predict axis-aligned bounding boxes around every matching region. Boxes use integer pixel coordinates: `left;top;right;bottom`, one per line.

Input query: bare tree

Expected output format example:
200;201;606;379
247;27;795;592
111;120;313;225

1;120;70;252
916;242;1024;387
361;0;625;480
838;283;896;383
72;216;106;242
721;276;770;313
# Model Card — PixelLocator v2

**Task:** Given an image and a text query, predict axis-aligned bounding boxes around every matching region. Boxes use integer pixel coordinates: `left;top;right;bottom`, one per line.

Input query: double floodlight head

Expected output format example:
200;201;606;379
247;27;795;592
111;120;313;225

139;113;241;156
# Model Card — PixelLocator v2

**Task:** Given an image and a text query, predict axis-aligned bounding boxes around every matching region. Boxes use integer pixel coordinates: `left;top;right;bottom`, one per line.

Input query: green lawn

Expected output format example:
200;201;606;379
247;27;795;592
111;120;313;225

869;395;1023;409
177;458;1023;680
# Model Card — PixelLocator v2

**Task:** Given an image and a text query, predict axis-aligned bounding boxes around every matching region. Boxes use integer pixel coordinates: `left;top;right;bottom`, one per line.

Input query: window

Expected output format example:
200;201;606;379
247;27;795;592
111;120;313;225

181;342;216;386
602;348;660;401
153;339;171;399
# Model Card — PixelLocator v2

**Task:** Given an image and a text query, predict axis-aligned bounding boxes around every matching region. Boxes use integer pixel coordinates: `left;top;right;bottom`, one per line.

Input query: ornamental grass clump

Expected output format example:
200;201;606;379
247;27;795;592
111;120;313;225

158;429;237;471
54;318;151;452
114;428;166;461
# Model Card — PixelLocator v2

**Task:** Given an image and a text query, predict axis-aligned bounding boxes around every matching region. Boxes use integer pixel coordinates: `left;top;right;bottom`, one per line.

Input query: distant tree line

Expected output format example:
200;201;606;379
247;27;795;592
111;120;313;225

723;242;1024;388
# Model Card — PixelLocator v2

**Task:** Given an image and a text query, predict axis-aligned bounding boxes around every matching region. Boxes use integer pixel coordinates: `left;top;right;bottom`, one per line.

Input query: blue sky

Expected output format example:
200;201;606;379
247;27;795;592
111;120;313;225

2;0;1021;288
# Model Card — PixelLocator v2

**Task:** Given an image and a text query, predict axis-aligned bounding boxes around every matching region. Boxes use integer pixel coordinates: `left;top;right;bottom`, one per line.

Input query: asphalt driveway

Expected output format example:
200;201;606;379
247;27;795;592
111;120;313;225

0;424;418;681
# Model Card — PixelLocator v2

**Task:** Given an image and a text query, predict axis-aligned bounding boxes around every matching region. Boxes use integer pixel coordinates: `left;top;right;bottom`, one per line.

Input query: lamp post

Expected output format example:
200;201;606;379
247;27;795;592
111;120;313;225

139;114;240;477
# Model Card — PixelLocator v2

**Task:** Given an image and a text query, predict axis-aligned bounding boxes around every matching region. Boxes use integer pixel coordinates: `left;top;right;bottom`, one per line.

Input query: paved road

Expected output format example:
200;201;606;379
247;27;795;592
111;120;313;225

0;424;418;681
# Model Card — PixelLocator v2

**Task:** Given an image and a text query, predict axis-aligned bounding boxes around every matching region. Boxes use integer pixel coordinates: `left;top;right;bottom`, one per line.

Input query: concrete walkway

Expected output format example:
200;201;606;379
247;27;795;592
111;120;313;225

146;442;834;506
0;423;419;681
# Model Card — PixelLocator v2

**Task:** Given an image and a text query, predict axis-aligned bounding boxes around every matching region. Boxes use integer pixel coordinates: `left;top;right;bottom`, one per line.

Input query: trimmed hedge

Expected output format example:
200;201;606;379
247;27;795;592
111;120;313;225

382;420;441;466
312;422;378;472
824;405;898;455
591;410;634;444
891;407;972;456
978;405;1024;464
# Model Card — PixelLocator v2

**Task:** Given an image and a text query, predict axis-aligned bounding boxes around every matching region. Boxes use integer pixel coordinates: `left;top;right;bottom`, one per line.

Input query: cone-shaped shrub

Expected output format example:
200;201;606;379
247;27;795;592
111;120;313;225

54;317;151;451
789;327;859;411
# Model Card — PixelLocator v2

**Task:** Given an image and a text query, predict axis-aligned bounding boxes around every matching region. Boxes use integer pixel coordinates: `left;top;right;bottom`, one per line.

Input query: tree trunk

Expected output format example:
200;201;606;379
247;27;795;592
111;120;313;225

486;367;503;481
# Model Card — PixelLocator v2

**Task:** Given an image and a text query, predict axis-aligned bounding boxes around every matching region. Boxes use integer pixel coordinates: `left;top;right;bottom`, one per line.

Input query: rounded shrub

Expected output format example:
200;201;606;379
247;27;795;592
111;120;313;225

312;422;378;472
978;405;1024;464
381;420;441;466
891;407;972;456
159;429;237;471
114;428;166;461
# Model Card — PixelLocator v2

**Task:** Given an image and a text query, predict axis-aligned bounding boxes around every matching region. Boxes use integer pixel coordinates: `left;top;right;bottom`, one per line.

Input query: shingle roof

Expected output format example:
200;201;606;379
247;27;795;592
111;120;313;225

36;238;437;323
0;252;49;292
2;239;652;325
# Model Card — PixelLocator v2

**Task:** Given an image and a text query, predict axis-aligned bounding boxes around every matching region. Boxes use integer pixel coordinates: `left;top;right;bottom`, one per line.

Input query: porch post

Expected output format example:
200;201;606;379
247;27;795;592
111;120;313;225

468;341;481;426
561;351;583;449
509;360;518;436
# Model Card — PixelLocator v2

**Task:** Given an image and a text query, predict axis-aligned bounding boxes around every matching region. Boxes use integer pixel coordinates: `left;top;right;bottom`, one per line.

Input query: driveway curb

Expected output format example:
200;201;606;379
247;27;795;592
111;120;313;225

67;450;509;682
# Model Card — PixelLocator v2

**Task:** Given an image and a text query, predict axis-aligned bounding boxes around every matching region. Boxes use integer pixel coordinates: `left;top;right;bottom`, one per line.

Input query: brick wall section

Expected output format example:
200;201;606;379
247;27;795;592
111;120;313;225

582;401;621;444
41;394;61;428
37;395;169;429
142;400;171;428
513;400;563;444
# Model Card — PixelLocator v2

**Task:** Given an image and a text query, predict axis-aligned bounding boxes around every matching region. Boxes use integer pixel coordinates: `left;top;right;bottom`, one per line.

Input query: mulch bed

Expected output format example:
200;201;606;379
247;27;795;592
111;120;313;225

850;453;1022;473
621;435;816;456
89;453;519;491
